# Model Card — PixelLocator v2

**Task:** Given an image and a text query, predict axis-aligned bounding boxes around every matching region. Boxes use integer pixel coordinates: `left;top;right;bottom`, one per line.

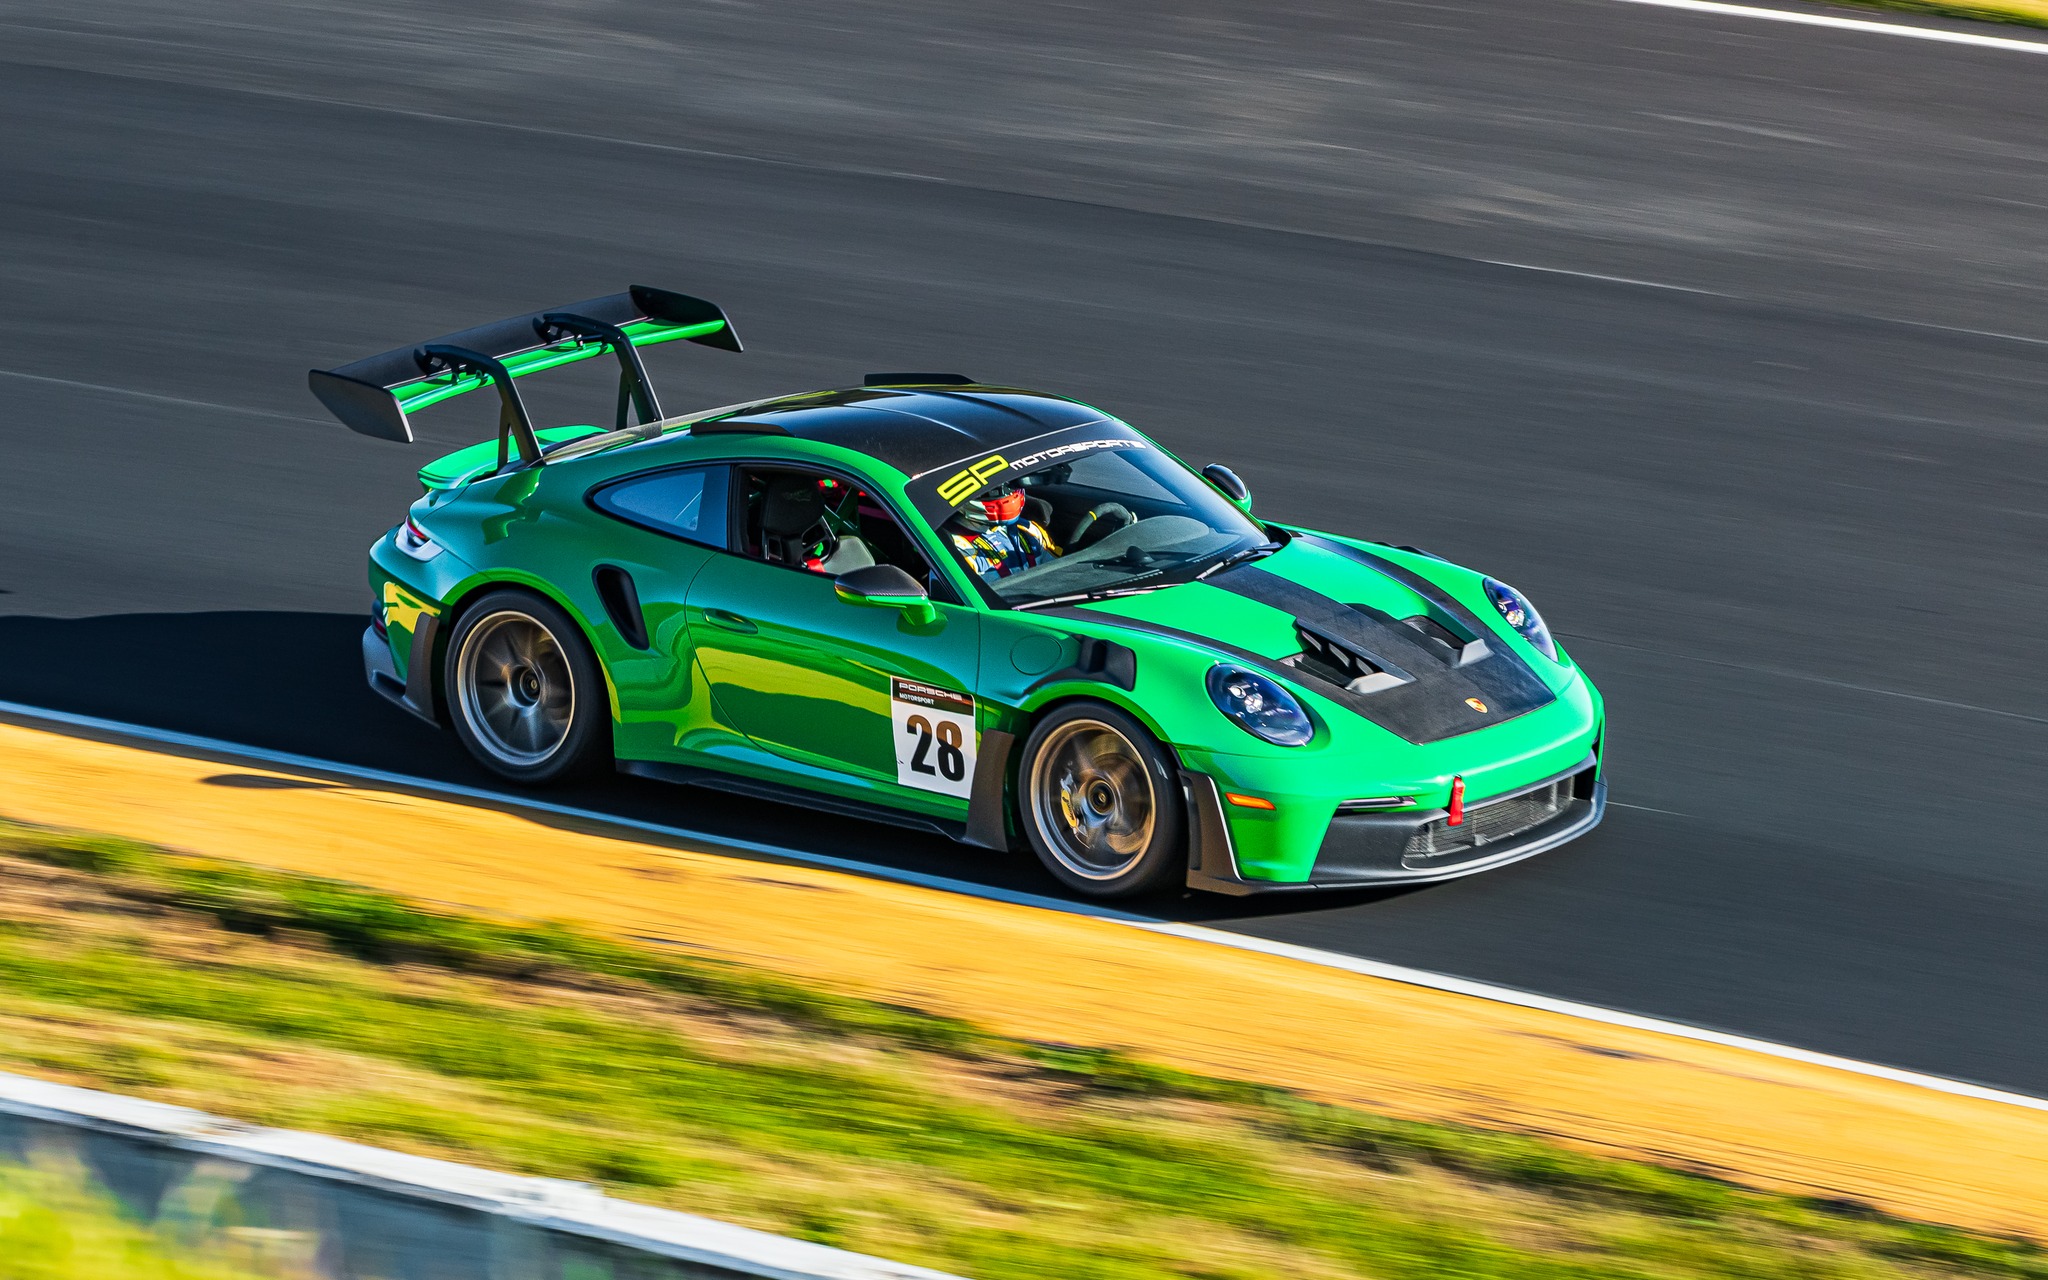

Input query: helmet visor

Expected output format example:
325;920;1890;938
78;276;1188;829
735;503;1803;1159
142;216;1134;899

980;488;1026;523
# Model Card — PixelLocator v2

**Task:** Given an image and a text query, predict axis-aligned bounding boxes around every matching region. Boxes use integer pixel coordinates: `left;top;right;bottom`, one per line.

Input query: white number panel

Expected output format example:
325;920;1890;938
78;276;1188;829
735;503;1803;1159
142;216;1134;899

891;678;976;799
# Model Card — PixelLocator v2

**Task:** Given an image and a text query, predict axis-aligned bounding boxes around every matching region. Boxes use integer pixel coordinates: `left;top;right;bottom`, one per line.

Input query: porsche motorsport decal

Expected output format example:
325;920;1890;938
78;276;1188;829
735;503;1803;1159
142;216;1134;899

891;678;977;798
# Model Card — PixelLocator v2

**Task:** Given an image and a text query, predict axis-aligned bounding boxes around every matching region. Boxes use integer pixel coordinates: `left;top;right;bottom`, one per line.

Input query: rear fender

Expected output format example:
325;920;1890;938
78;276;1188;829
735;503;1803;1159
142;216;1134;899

438;570;622;721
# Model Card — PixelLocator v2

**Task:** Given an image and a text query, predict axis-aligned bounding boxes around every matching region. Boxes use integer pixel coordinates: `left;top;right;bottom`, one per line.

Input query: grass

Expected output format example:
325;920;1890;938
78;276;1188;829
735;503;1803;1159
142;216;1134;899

1824;0;2048;28
0;817;2044;1279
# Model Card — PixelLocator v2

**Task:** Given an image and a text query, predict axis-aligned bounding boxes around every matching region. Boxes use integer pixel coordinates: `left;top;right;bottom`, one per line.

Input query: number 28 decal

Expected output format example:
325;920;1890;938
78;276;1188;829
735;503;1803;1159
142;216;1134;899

891;678;976;799
905;714;967;782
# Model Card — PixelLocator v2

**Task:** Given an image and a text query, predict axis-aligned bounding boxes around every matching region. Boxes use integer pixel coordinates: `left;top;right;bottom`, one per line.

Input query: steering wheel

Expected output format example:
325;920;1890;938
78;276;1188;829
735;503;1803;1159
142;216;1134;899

1066;502;1135;551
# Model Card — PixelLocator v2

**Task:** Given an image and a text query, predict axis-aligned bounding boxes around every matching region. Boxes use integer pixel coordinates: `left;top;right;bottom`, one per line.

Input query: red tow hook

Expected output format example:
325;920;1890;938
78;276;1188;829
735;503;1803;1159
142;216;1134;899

1447;775;1466;826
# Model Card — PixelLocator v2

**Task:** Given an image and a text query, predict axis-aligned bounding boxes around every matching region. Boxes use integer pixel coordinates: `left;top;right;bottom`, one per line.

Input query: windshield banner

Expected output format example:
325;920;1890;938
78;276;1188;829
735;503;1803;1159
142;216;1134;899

906;424;1150;524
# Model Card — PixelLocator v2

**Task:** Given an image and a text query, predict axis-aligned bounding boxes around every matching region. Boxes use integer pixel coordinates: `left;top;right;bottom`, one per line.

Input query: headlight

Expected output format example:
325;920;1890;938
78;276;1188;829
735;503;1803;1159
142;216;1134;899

1482;578;1559;662
1206;666;1314;746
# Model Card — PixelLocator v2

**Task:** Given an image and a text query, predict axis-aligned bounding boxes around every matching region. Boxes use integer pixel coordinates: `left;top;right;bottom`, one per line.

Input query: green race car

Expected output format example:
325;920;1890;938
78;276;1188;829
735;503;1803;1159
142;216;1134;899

311;287;1605;898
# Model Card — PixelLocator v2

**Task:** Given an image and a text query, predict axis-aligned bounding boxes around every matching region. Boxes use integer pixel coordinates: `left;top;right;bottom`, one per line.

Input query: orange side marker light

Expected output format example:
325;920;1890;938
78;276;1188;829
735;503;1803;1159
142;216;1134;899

1224;793;1277;810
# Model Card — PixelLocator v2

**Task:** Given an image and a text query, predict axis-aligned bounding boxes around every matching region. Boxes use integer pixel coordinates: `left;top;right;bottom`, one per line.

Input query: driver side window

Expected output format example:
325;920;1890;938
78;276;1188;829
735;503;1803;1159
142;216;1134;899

735;467;960;603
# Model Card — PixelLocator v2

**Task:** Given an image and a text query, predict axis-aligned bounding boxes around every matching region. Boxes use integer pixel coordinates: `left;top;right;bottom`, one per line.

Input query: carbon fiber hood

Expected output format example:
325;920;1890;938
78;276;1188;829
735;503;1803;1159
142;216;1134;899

1081;534;1557;744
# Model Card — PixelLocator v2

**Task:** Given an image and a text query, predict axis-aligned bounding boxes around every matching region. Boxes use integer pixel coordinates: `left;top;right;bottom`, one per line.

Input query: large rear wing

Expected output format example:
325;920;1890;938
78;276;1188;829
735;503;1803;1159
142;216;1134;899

308;286;741;468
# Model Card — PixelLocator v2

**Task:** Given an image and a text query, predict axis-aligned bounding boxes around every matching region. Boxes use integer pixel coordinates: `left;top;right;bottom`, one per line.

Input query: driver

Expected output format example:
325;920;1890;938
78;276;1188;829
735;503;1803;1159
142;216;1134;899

945;480;1060;581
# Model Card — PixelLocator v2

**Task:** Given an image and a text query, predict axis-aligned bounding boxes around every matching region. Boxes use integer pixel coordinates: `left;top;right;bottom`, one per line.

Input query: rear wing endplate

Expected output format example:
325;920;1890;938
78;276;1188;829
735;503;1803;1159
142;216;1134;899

308;286;741;468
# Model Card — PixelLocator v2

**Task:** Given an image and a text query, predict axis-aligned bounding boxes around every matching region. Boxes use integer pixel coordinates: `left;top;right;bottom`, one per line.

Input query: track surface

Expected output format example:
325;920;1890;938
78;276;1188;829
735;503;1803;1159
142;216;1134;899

3;1;2045;1090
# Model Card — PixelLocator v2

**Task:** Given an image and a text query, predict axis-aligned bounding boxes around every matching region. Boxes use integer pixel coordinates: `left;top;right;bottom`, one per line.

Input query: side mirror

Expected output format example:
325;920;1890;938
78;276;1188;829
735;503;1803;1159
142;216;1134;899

835;563;938;624
1202;463;1252;513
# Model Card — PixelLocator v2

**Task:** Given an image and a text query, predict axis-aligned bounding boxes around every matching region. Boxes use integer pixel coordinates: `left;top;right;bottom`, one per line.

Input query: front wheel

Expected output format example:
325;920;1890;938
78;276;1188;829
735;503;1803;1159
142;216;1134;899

445;589;610;785
1019;702;1186;898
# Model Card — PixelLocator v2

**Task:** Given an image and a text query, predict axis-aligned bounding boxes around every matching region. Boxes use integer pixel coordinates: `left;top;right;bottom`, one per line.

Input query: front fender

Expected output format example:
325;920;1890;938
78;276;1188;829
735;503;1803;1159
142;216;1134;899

988;608;1328;757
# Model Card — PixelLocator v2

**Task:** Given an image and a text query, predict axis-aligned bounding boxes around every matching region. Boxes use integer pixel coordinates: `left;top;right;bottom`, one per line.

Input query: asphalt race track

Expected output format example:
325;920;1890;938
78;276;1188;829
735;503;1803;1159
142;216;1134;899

3;1;2045;1091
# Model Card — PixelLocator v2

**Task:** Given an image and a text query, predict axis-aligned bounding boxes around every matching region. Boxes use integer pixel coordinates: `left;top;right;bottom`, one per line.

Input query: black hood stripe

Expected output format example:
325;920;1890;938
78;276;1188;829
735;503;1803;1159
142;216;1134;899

1205;563;1554;743
1051;594;1547;746
1293;535;1499;640
1054;536;1558;744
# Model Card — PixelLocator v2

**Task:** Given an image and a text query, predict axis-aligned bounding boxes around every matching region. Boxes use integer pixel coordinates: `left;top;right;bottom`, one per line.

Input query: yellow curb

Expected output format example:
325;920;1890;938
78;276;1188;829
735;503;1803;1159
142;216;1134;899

2;718;2043;1236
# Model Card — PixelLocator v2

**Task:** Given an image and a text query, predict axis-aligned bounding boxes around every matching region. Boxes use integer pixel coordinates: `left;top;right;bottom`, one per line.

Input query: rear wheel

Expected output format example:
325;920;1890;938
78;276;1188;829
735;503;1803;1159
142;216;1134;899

1019;702;1186;898
445;589;609;785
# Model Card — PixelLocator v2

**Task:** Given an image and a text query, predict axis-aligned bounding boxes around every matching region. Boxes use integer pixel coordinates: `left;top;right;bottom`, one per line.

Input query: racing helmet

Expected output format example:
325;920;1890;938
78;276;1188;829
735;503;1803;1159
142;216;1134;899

975;481;1027;525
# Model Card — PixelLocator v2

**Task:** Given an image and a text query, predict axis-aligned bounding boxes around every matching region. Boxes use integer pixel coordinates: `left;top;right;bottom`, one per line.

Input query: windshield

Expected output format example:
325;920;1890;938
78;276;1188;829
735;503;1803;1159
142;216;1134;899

935;444;1270;608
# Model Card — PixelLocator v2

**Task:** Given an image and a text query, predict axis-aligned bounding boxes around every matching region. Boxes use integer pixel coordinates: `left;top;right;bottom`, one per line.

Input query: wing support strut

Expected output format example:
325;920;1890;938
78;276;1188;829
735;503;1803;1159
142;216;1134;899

416;344;543;469
536;312;664;432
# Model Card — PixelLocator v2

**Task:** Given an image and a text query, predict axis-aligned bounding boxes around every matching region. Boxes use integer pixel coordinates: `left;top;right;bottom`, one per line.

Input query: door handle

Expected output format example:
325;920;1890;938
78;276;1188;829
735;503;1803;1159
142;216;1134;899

703;608;757;635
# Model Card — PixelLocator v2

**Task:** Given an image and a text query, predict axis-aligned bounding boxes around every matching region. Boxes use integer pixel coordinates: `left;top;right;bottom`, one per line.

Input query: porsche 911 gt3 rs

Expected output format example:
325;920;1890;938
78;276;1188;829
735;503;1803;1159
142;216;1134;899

311;286;1605;897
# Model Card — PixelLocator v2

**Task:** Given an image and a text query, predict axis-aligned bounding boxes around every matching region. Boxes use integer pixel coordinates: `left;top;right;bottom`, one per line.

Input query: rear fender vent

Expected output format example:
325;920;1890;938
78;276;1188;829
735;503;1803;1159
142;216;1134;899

592;564;650;650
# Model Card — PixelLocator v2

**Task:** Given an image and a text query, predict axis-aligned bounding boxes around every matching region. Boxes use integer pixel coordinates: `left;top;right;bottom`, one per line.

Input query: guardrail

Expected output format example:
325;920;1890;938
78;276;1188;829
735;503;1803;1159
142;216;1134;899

0;1071;962;1280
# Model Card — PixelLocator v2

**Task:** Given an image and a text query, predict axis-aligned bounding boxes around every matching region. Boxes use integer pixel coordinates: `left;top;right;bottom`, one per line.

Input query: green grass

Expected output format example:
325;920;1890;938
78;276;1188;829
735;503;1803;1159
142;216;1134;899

0;818;2043;1280
1827;0;2048;29
0;1159;270;1280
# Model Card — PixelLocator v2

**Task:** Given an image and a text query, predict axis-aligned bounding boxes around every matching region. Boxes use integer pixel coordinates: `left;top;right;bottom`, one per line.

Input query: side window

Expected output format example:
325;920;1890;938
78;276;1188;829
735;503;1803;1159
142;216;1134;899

592;465;729;549
736;467;961;604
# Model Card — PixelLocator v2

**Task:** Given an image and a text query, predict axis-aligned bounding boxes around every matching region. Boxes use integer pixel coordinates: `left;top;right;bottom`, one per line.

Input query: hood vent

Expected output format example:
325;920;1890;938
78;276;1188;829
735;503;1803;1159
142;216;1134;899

1394;612;1491;668
1291;623;1409;696
1207;556;1557;743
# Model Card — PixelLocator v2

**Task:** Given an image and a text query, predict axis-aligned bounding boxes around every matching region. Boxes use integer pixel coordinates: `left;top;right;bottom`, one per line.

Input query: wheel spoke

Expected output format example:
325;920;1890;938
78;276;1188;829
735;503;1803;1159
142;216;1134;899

458;612;577;769
1031;719;1157;882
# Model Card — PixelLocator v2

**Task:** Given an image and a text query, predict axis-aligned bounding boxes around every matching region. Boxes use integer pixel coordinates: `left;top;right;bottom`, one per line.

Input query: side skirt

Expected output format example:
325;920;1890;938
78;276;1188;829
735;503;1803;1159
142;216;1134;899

618;759;969;843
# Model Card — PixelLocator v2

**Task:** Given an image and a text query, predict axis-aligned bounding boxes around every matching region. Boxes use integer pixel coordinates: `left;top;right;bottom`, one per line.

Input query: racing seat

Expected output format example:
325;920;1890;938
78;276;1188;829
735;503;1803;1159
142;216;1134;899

758;475;877;573
759;477;826;566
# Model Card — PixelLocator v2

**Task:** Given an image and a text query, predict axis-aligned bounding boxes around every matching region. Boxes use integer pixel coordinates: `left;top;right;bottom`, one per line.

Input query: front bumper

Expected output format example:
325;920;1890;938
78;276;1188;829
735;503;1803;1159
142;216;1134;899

1186;756;1605;894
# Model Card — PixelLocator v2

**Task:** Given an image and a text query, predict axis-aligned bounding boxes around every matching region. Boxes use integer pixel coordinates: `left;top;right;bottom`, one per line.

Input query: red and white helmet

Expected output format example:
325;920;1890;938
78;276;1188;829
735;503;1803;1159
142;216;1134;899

977;483;1026;524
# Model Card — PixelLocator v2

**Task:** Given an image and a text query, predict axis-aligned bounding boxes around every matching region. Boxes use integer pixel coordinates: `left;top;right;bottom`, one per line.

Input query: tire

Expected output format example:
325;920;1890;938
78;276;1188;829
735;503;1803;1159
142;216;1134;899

1018;701;1186;898
444;589;610;785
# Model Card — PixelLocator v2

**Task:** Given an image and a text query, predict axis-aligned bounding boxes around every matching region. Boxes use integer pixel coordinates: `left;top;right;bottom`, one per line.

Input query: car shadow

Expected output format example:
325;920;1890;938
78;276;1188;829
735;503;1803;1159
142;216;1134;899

0;610;1059;894
0;611;444;761
1146;882;1426;923
0;610;1449;919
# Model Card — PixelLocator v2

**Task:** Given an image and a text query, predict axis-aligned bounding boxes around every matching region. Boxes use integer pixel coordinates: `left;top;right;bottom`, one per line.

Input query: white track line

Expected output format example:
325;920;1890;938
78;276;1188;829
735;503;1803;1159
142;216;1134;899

0;367;323;425
4;698;2046;1115
1612;0;2048;53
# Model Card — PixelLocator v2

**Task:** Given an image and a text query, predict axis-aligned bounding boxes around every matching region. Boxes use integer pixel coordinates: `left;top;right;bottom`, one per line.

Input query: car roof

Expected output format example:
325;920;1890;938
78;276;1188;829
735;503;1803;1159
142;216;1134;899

693;385;1116;478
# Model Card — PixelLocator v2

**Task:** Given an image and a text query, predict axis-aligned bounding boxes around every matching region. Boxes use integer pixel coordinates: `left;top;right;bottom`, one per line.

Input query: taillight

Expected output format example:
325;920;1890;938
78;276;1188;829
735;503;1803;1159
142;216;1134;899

396;516;442;561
